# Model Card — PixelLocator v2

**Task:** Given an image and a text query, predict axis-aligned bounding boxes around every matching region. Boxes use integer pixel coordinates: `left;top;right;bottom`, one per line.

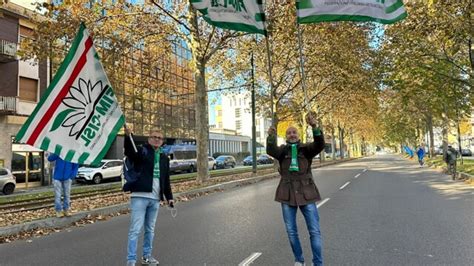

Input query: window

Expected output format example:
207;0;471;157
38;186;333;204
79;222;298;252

235;108;241;118
218;122;223;128
217;110;223;117
19;77;38;102
0;168;8;176
19;25;35;40
236;120;242;131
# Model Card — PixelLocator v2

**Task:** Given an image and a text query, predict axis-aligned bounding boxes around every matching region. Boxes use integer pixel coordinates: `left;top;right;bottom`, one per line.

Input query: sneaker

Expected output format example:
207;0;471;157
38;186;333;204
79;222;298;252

295;262;305;266
63;210;71;217
141;256;159;265
126;261;136;266
56;211;64;218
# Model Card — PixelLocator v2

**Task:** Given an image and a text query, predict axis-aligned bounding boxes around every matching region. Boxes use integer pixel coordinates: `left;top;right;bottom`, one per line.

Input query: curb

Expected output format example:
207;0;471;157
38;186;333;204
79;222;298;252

458;172;474;185
0;158;356;237
424;161;474;185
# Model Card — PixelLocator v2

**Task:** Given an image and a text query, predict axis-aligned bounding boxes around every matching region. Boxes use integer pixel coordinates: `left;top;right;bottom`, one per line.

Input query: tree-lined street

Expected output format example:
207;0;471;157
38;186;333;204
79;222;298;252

1;155;472;265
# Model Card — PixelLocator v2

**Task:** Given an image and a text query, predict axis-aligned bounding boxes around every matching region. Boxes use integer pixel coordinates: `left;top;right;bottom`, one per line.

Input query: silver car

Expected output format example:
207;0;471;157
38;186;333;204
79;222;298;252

0;167;16;195
208;156;216;170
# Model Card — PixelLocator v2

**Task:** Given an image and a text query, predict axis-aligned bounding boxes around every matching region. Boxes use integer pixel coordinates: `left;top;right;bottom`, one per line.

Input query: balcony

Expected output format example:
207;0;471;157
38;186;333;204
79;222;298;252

0;39;17;63
0;96;17;114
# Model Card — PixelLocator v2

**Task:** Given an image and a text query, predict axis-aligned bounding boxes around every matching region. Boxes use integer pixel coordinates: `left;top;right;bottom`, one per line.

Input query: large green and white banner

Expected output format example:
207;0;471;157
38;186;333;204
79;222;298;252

16;23;124;166
191;0;266;35
297;0;407;24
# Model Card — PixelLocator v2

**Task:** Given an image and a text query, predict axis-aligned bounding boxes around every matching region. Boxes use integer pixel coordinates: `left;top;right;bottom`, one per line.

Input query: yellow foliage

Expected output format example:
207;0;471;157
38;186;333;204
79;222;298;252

460;119;471;136
277;120;300;138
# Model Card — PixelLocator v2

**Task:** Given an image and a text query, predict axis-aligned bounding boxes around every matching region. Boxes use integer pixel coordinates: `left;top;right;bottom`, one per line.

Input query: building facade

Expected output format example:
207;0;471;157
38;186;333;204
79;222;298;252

0;2;50;188
213;92;271;149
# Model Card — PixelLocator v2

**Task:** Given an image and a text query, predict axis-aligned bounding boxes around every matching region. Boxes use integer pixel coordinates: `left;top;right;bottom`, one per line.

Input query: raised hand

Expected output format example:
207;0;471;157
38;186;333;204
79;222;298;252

268;126;277;136
306;112;318;128
124;124;133;136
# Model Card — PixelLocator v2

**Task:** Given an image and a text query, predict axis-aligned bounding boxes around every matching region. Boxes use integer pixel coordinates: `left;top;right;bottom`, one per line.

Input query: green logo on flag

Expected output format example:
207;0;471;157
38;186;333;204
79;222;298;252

211;0;247;12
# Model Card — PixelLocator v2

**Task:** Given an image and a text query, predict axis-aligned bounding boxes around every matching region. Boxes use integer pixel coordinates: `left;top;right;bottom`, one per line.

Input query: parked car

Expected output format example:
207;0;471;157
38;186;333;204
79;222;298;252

243;156;253;166
0;167;16;195
208;156;217;170
435;147;444;155
215;155;237;169
461;149;472;156
76;160;123;184
257;154;274;165
170;159;197;173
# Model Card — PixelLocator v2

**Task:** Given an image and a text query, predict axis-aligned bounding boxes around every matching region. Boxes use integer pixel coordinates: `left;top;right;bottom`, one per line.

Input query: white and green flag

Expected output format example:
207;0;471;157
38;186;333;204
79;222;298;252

191;0;266;35
297;0;407;24
16;23;124;166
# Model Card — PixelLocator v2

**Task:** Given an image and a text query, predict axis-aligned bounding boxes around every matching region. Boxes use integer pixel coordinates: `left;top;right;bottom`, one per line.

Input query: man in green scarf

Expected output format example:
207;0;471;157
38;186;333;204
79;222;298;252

266;112;325;266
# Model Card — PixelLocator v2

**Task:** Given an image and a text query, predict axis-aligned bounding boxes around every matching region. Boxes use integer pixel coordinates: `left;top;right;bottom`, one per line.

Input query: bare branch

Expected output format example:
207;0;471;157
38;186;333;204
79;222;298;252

150;0;192;32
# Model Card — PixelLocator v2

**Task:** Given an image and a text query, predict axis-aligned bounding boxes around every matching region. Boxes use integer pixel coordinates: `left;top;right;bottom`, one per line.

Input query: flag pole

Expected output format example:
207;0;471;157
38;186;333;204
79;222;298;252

264;35;276;126
261;1;276;127
123;123;138;153
296;22;310;112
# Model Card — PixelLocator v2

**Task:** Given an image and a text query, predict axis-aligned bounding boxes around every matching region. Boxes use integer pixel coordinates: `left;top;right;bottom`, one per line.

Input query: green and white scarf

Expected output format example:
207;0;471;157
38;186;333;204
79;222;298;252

289;144;299;172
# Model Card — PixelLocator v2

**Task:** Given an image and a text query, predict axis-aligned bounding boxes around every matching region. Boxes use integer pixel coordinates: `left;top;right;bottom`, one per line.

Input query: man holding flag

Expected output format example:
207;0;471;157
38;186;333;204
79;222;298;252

124;127;174;266
267;112;325;266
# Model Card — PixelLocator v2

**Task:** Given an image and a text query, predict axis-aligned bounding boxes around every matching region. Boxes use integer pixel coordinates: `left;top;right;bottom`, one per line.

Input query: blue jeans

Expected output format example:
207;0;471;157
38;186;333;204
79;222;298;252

282;203;323;266
127;197;160;262
53;179;72;212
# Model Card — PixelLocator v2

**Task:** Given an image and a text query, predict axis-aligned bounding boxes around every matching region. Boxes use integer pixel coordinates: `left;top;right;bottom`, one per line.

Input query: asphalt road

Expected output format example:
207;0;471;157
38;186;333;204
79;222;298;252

1;155;473;266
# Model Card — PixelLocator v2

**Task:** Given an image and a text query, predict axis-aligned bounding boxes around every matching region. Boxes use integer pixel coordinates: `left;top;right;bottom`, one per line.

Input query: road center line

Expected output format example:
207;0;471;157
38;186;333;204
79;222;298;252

238;252;262;266
339;182;351;190
317;198;330;208
354;173;361;179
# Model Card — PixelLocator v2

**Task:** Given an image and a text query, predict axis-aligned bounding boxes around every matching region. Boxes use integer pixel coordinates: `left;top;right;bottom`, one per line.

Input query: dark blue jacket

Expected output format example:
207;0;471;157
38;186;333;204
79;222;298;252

47;154;79;181
124;136;173;201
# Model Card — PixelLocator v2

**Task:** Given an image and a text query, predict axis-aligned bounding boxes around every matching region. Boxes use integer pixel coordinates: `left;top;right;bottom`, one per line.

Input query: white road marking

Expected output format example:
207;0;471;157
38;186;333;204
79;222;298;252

363;168;368;172
317;198;330;208
339;182;351;190
354;173;361;179
238;252;262;266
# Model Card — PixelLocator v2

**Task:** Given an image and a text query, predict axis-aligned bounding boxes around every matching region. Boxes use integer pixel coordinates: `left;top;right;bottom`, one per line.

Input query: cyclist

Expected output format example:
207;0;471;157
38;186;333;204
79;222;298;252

444;145;458;180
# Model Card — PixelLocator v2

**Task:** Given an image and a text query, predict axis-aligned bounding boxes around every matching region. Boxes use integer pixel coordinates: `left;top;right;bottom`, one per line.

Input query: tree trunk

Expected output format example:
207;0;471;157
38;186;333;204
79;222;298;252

457;118;463;165
426;113;435;158
188;6;209;183
442;107;449;160
331;127;336;160
338;123;344;159
194;61;210;183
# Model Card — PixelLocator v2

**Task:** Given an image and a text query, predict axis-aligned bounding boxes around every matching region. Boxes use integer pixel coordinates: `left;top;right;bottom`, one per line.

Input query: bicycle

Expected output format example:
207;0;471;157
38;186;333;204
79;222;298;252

448;162;457;180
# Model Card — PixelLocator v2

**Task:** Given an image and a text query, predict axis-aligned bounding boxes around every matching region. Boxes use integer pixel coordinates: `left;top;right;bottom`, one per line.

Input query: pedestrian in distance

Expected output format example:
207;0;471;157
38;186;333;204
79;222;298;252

266;112;325;266
416;145;426;167
47;153;79;218
124;127;174;266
